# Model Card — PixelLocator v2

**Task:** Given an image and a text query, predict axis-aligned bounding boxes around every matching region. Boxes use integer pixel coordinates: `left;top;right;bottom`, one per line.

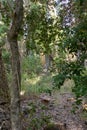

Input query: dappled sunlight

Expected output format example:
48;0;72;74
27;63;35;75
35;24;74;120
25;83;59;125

20;90;25;96
1;0;87;130
21;74;53;95
0;21;4;25
66;53;77;62
83;104;87;111
25;76;41;85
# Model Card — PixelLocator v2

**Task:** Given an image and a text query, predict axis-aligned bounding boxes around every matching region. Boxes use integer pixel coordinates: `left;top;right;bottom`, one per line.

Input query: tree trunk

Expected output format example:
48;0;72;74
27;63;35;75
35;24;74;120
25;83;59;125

0;48;10;104
45;54;50;71
45;54;53;71
7;0;23;130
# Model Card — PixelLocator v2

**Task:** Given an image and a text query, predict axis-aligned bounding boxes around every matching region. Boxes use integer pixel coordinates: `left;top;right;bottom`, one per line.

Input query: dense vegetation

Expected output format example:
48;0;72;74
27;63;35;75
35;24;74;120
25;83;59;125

0;0;87;130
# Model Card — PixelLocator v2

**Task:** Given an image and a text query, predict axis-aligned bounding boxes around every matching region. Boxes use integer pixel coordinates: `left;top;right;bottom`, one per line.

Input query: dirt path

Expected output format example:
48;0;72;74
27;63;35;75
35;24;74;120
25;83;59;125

21;91;87;130
49;92;87;130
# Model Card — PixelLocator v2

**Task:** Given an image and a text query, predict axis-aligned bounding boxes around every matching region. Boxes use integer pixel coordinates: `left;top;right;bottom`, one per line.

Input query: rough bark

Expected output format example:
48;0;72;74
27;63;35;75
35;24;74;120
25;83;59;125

0;48;10;104
7;0;23;130
45;54;53;71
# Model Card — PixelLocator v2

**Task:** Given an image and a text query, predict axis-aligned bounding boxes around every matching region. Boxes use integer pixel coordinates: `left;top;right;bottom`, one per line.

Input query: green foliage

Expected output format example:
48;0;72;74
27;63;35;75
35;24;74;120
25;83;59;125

0;23;7;34
0;1;11;25
1;49;11;73
21;55;53;95
22;55;42;75
2;49;10;64
1;0;87;109
53;56;87;99
53;73;66;89
0;22;8;47
72;70;87;98
25;1;47;53
21;73;53;95
52;0;87;104
25;1;61;54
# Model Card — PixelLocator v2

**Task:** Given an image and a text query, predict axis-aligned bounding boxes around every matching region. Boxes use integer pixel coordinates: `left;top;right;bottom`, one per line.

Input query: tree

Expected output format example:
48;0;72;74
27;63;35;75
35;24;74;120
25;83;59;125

0;48;10;104
7;0;23;130
25;0;60;71
53;0;87;102
0;1;10;105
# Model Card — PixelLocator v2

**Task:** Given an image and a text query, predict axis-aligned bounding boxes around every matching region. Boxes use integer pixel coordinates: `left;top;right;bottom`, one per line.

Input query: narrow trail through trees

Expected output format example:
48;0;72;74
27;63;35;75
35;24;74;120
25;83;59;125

21;91;87;130
52;92;87;130
0;91;87;130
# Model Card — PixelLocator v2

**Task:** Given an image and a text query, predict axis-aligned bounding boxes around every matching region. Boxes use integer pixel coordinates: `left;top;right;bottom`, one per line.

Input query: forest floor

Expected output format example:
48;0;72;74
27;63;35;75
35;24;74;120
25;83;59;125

52;92;87;130
1;74;87;130
21;90;87;130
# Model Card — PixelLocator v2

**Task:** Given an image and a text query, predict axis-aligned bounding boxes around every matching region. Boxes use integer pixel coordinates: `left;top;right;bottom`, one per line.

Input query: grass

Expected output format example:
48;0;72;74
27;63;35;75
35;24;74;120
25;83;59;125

21;71;75;97
21;55;74;96
60;79;74;93
21;73;53;95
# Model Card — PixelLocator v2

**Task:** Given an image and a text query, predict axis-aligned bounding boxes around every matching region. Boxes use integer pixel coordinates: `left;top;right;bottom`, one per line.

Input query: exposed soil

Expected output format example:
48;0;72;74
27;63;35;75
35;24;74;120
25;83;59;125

0;92;87;130
21;92;87;130
52;92;87;130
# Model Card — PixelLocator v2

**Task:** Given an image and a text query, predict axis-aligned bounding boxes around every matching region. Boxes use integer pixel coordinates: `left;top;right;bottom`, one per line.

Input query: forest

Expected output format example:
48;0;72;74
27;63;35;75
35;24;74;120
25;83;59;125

0;0;87;130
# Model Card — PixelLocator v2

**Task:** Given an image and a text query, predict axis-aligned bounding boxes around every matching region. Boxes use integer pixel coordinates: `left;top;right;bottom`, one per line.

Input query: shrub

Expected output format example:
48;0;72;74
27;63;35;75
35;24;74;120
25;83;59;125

22;55;42;76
